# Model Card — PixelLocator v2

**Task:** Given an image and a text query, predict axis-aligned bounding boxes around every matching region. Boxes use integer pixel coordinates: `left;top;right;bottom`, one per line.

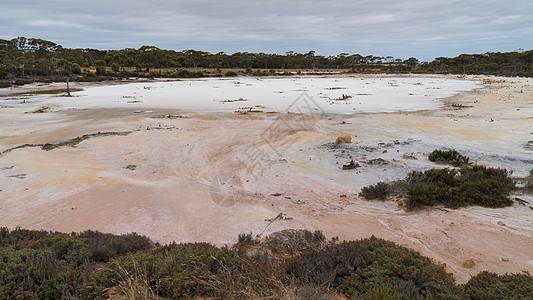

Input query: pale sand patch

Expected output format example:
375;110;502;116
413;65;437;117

0;75;532;283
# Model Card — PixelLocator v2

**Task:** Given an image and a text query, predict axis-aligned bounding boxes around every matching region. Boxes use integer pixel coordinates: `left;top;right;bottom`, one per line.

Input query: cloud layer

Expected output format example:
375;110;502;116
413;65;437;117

1;0;532;60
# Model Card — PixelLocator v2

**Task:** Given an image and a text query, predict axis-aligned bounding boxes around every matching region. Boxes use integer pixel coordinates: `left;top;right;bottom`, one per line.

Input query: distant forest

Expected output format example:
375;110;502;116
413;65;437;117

1;37;532;85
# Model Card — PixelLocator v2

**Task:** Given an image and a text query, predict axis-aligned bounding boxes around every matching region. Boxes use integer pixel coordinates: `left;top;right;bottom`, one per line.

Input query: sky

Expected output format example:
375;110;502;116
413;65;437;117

1;0;532;61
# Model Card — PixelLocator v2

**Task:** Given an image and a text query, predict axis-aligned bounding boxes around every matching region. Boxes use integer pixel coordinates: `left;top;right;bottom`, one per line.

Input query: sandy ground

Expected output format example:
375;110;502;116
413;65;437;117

0;75;532;283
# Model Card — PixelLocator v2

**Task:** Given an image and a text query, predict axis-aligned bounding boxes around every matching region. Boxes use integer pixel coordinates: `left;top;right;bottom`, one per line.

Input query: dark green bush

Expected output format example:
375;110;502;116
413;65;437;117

0;81;12;88
95;66;106;75
237;232;253;245
225;71;238;77
88;243;271;299
287;236;460;299
14;78;32;85
2;227;533;299
428;149;470;167
0;227;54;247
265;229;325;254
360;181;391;199
0;247;67;299
361;164;515;210
177;69;192;77
463;271;533;299
77;230;153;262
0;66;9;79
71;63;82;74
406;166;515;209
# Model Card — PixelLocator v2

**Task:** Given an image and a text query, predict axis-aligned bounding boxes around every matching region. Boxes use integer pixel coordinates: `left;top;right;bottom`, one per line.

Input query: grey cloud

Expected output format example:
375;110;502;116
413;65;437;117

1;0;532;60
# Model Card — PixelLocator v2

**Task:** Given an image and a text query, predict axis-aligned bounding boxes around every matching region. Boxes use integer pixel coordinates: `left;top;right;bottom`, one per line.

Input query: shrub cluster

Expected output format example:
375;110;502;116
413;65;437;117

360;148;516;210
359;181;390;199
462;271;533;299
265;229;325;255
428;149;470;167
360;165;515;210
287;236;460;299
406;165;515;209
1;227;532;299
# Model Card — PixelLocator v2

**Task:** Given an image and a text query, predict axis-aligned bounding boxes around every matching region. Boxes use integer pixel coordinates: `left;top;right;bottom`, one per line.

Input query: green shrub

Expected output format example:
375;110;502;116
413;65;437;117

177;69;192;77
265;229;325;254
360;182;391;199
95;66;106;75
0;227;54;247
0;247;66;299
71;63;82;74
0;66;9;79
406;165;515;209
428;149;470;167
0;81;12;88
88;243;271;299
463;271;533;299
3;227;533;299
14;78;32;86
287;236;459;299
78;230;153;262
225;71;238;77
94;60;106;67
237;232;253;245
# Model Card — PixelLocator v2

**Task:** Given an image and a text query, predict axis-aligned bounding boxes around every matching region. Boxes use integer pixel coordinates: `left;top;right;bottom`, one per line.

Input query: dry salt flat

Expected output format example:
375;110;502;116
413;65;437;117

24;76;481;113
0;75;532;283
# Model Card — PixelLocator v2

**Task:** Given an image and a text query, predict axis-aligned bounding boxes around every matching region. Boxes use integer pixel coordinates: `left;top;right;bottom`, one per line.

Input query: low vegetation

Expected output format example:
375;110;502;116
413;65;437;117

360;150;517;209
359;182;390;199
428;149;470;167
0;227;531;299
405;166;515;209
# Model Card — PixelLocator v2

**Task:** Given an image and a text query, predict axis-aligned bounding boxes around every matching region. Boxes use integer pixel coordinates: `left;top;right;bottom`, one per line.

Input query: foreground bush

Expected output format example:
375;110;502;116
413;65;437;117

428;149;470;167
463;271;533;299
1;227;532;299
87;243;273;299
287;236;459;299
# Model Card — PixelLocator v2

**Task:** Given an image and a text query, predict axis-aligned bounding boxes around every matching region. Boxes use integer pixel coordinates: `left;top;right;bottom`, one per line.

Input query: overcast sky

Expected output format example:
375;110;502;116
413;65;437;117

1;0;532;61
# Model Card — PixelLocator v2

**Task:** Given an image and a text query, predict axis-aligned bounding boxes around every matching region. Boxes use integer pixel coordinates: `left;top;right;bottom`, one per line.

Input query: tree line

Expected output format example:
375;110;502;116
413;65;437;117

1;37;532;83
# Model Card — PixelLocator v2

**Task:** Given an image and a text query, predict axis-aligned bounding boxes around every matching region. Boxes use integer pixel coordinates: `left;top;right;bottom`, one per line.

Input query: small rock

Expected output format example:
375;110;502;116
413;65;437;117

125;165;137;170
497;221;506;226
502;257;510;262
336;134;351;144
271;193;282;196
462;259;475;268
397;200;404;206
339;194;347;198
